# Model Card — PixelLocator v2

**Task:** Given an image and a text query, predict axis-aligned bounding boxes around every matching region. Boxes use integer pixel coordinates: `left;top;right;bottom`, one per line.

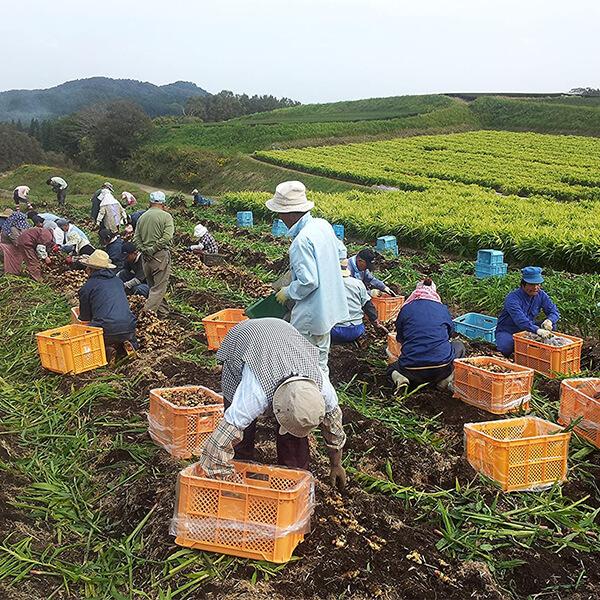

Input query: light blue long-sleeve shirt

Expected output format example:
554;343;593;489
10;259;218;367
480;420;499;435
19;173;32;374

348;255;386;291
286;213;349;335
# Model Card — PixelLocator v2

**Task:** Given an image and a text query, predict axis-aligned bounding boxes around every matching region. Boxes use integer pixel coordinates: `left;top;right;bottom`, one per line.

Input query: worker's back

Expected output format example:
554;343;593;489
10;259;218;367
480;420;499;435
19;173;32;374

134;207;174;252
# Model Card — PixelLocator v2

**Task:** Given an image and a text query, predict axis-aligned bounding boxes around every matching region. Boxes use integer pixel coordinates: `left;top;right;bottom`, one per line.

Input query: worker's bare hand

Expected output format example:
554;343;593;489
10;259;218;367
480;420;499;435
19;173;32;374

44;257;52;265
329;464;347;491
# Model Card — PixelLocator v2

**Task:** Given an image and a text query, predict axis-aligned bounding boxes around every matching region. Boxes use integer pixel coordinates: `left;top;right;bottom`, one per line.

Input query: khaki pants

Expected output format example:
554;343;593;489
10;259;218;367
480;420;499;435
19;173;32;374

302;332;331;377
142;249;171;317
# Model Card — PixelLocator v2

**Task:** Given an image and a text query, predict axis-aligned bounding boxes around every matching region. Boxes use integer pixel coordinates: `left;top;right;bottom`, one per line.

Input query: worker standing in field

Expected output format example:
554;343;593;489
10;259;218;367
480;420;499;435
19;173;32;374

133;191;174;317
199;318;347;489
348;248;395;296
96;187;128;233
331;259;388;343
495;267;560;357
387;278;465;391
46;176;68;207
117;242;149;297
267;181;349;375
13;185;31;209
78;250;137;360
91;182;114;221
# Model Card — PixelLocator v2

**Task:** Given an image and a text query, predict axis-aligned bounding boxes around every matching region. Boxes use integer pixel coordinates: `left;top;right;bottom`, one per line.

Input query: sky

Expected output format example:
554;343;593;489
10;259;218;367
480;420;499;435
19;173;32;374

2;0;599;103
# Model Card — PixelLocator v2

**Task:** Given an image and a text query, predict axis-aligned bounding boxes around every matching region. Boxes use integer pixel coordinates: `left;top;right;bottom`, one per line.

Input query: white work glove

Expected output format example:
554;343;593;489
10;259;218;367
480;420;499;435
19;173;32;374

369;289;382;298
536;328;552;339
124;278;138;290
275;287;289;305
383;286;394;296
190;243;204;252
542;319;553;331
391;370;409;393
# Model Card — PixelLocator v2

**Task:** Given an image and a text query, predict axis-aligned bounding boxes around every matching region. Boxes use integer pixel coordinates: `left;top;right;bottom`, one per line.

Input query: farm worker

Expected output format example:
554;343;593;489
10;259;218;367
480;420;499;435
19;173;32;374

348;248;395;296
46;176;68;207
191;188;212;207
121;191;137;207
78;250;138;359
0;219;54;282
90;182;114;221
1;208;29;244
56;218;95;257
117;242;149;298
495;267;560;357
0;208;13;231
189;223;218;254
133;191;174;317
266;181;349;375
198;318;347;489
42;219;64;245
13;185;31;208
96;188;128;233
387;278;465;391
98;229;124;271
129;210;146;230
331;260;388;343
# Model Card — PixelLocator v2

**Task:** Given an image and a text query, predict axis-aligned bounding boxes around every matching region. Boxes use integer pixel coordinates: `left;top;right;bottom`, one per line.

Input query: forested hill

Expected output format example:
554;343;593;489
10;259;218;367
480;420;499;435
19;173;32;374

0;77;209;123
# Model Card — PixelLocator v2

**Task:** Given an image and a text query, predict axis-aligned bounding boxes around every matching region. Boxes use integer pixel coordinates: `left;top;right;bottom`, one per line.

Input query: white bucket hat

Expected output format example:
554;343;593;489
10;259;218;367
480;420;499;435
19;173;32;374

194;223;208;239
272;376;325;438
266;181;314;213
191;189;199;195
79;249;116;270
103;182;114;191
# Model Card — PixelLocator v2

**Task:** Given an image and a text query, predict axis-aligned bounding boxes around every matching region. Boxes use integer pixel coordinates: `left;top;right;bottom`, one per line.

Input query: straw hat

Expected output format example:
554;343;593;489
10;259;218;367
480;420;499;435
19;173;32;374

266;181;314;213
1;208;14;218
79;250;116;270
272;376;325;437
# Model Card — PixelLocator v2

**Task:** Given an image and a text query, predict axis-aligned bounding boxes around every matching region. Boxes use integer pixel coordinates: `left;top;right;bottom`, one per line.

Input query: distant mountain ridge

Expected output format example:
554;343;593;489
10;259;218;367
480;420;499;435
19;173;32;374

0;77;209;123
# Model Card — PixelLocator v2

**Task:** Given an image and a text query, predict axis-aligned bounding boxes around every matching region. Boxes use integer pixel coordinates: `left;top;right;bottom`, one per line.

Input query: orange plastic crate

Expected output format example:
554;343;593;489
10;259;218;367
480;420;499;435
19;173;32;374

513;331;582;378
559;378;600;448
453;357;534;414
371;294;405;322
36;324;107;374
464;416;570;492
202;309;248;351
172;461;315;563
148;386;224;458
386;332;402;364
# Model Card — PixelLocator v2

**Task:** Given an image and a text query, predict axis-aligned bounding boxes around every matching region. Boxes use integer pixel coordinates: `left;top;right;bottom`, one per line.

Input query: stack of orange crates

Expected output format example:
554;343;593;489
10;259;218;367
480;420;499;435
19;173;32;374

464;416;570;492
148;386;224;458
202;309;248;351
453;357;534;414
172;461;314;563
513;331;583;378
559;378;600;448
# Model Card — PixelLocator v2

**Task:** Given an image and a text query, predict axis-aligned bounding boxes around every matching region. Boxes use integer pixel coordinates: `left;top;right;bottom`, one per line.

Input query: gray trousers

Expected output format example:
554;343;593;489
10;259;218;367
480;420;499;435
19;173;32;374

302;332;331;377
142;249;171;317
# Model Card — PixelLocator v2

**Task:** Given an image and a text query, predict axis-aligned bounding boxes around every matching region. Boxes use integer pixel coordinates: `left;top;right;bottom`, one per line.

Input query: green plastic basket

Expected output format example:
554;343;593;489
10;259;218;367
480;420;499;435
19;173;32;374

245;294;288;319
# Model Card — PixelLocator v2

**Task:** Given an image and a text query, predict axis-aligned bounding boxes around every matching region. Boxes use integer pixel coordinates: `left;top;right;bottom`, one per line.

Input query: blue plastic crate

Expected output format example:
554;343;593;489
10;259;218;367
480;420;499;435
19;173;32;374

453;313;498;343
332;224;345;240
271;219;288;237
477;249;504;265
237;211;253;227
376;235;398;255
475;261;507;279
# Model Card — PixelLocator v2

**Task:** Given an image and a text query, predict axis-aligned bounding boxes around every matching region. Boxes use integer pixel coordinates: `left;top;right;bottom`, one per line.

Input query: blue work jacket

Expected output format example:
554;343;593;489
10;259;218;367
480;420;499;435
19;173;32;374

348;255;386;291
286;213;349;335
78;269;136;337
395;299;456;368
496;288;560;336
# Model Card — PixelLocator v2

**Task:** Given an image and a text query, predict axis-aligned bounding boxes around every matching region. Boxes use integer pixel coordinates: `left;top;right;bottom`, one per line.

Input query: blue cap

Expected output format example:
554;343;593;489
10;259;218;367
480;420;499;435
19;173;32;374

149;191;166;204
521;266;544;284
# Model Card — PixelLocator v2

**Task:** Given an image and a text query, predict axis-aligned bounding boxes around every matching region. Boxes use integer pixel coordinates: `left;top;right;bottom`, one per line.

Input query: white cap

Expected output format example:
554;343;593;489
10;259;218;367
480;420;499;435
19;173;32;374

149;191;166;204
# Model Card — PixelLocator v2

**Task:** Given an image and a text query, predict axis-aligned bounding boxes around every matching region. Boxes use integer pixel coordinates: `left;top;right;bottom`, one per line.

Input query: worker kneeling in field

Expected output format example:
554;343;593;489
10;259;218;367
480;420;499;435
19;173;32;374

348;248;395;296
78;250;137;359
117;242;149;298
198;318;347;490
495;267;560;357
387;278;465;392
331;259;388;343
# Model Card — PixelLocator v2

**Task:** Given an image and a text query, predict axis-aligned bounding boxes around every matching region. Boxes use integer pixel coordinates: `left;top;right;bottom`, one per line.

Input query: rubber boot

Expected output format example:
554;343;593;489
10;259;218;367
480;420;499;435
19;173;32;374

437;373;454;392
391;370;409;393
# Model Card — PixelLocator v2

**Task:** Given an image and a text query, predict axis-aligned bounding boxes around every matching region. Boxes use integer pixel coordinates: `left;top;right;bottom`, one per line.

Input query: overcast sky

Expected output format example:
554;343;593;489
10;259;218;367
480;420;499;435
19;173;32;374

2;0;598;103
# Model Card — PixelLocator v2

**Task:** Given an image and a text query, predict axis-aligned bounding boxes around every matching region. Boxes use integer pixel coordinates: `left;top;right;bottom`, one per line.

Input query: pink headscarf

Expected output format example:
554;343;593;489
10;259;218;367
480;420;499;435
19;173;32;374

403;279;442;307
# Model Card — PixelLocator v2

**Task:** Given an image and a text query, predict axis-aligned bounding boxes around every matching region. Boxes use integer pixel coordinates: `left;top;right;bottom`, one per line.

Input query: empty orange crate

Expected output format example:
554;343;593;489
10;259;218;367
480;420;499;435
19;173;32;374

148;386;224;458
36;324;107;374
513;331;582;378
464;416;570;492
172;461;315;563
202;309;248;351
371;294;405;322
559;378;600;448
386;332;402;364
453;357;534;414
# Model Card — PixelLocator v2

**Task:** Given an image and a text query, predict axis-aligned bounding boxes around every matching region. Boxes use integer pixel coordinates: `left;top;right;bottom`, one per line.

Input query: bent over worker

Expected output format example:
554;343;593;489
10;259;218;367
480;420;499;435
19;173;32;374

348;248;394;296
387;278;465;391
1;221;54;282
199;318;347;490
495;267;560;357
266;181;349;375
133;191;174;317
